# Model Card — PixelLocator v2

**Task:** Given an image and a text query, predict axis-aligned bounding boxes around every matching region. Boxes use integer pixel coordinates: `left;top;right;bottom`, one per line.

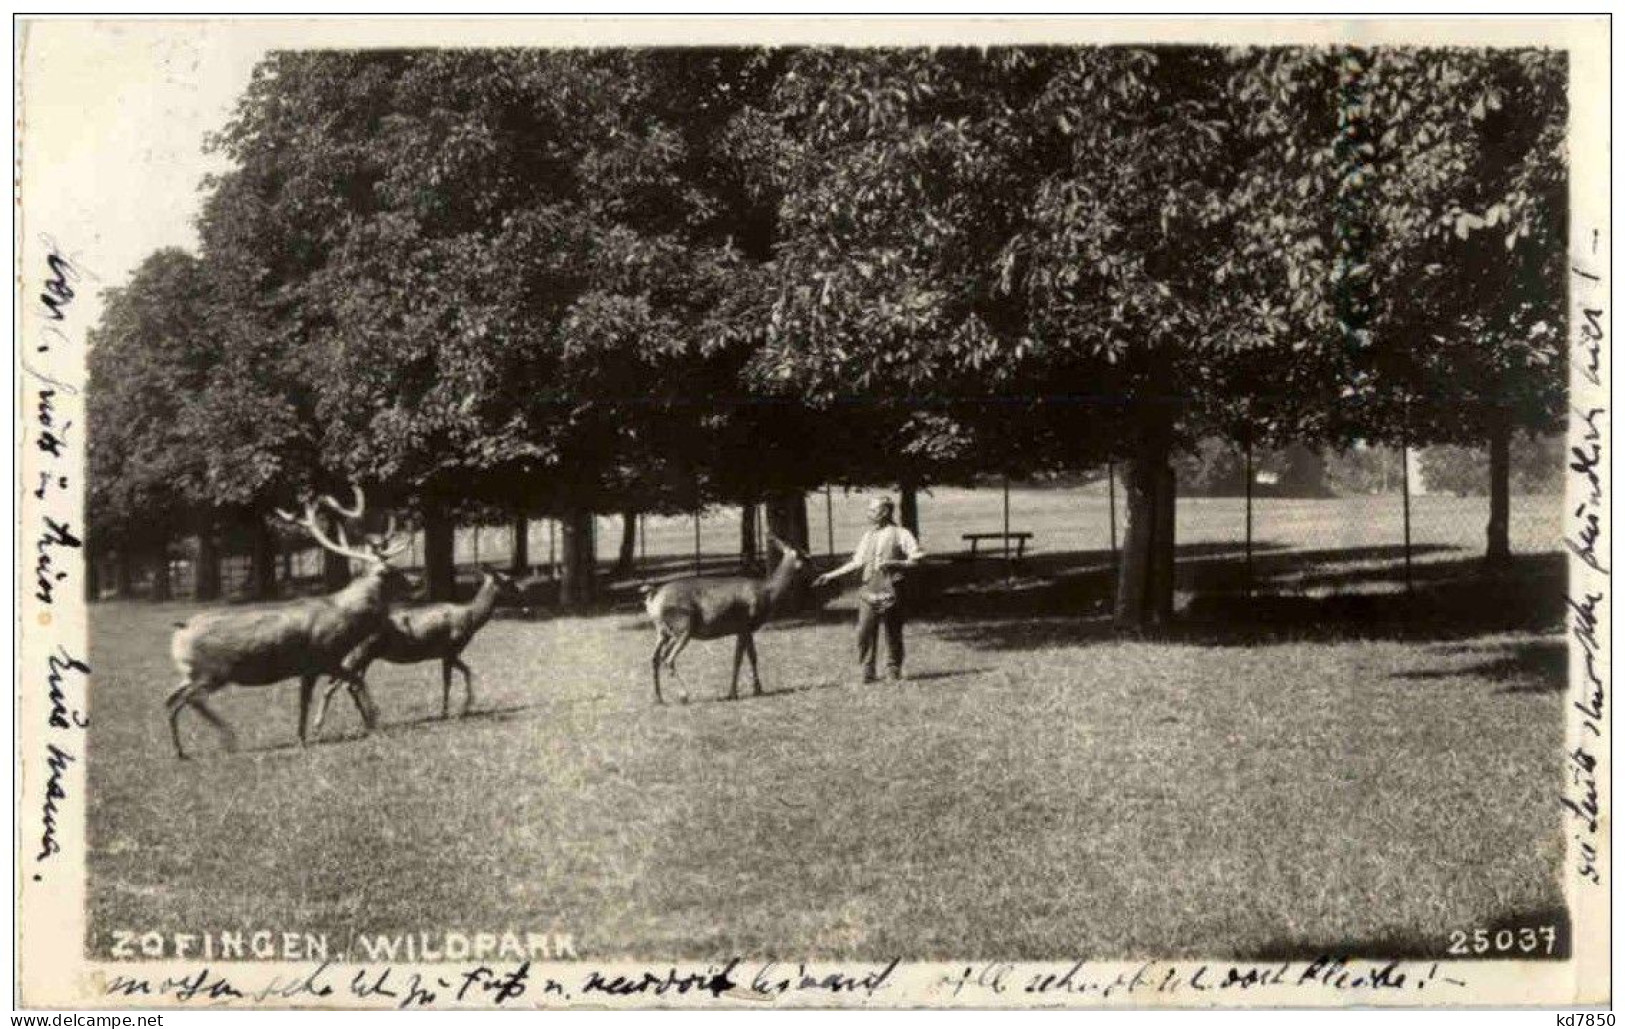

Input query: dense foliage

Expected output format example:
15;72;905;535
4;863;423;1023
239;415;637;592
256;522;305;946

87;45;1568;613
1423;436;1565;496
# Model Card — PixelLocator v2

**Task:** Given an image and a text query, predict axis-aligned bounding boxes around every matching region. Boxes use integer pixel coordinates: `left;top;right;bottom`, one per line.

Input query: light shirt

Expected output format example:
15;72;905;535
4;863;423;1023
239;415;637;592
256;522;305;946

852;524;923;582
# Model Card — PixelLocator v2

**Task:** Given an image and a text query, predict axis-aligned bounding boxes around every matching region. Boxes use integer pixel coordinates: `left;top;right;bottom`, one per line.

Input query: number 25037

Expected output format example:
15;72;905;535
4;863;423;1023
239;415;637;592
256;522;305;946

1446;927;1558;956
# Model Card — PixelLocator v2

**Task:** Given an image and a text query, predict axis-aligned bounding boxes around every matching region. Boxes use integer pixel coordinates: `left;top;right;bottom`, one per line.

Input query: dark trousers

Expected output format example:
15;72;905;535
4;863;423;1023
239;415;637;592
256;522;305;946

857;598;905;679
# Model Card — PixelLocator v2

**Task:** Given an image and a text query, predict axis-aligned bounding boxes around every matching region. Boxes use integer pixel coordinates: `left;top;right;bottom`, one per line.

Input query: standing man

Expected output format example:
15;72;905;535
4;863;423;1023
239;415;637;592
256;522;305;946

814;496;926;683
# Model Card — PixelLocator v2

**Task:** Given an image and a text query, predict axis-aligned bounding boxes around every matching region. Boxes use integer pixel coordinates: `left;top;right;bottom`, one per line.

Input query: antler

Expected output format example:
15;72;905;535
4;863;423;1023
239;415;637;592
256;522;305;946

276;484;410;566
317;484;365;521
274;498;379;565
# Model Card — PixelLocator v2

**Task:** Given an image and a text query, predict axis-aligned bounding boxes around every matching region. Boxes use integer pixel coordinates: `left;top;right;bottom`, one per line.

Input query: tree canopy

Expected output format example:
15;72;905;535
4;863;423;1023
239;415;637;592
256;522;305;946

87;43;1569;614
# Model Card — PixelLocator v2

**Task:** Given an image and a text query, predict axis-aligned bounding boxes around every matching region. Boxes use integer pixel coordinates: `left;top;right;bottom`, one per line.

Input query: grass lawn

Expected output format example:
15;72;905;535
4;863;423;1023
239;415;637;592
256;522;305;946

88;492;1567;961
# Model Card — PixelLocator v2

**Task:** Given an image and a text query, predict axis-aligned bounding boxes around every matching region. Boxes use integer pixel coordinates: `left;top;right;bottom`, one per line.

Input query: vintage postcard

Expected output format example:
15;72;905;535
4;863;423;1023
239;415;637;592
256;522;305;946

15;16;1610;1010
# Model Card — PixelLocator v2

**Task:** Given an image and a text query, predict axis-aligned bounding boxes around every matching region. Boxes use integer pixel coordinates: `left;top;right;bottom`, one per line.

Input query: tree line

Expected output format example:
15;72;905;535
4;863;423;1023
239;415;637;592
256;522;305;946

87;45;1566;628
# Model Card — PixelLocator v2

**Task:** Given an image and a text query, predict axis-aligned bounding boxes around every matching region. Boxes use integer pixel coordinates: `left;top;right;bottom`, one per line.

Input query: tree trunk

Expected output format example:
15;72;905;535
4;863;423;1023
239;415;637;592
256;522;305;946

615;508;637;575
1114;419;1177;631
899;481;920;537
740;502;760;567
151;538;173;602
558;508;597;608
195;527;222;601
765;490;809;560
85;549;101;603
510;515;529;575
423;505;457;602
251;518;278;601
1486;411;1512;566
114;548;134;598
321;547;351;591
1115;464;1153;625
1150;460;1177;624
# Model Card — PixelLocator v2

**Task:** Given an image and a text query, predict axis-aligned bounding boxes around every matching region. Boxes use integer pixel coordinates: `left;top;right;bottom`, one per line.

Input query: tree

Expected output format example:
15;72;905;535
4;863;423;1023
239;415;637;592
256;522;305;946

1323;443;1404;496
765;48;1344;629
1174;439;1248;496
1240;48;1567;561
204;50;779;604
760;49;1107;567
86;249;252;600
509;515;530;575
615;509;638;576
1422;435;1563;496
1372;50;1566;564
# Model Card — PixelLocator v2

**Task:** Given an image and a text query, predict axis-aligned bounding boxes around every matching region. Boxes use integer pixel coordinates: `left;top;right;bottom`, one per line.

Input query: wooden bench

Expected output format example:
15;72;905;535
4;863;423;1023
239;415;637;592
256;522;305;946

961;531;1034;561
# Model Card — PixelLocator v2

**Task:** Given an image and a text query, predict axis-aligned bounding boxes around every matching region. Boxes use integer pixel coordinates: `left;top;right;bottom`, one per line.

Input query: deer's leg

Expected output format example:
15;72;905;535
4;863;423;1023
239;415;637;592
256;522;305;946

187;695;237;754
441;659;454;719
729;634;746;700
743;632;762;695
663;630;693;704
651;631;670;705
310;677;347;739
297;675;315;746
165;680;196;760
452;656;474;715
345;674;380;734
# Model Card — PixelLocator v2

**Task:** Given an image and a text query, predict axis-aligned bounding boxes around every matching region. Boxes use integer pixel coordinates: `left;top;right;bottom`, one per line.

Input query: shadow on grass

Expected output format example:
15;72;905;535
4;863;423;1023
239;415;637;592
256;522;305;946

493;541;1561;657
1243;904;1571;961
904;667;997;682
1181;552;1564;643
675;681;831;705
387;703;536;731
1391;637;1567;694
661;666;997;706
224;704;540;757
933;550;1564;652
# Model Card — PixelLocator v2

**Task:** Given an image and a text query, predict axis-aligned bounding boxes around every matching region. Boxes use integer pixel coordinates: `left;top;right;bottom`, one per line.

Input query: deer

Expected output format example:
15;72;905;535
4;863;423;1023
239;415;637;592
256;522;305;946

164;486;411;759
305;566;521;739
641;535;809;704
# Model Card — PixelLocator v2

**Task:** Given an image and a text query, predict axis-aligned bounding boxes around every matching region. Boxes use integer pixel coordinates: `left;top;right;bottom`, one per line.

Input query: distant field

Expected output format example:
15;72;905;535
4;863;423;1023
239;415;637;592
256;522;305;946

264;487;1562;584
88;491;1567;961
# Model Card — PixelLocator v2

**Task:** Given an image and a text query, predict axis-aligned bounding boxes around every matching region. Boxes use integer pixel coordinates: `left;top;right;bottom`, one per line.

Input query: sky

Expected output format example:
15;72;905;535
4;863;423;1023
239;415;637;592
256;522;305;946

20;21;271;326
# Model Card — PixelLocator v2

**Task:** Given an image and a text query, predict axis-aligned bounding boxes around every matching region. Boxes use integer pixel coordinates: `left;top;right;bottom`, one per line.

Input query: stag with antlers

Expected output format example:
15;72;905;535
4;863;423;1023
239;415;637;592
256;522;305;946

164;486;411;759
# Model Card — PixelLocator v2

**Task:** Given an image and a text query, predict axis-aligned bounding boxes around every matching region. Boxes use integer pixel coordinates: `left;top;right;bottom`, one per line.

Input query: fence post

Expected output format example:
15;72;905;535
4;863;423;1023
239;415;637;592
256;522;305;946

1002;473;1013;582
1244;436;1254;600
1401;441;1414;597
1107;461;1118;570
692;472;703;576
825;485;835;556
548;518;556;577
639;513;646;566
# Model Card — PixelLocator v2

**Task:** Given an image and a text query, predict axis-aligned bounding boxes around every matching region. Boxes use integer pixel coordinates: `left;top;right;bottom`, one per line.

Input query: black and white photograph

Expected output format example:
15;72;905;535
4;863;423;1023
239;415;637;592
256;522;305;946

15;16;1610;1010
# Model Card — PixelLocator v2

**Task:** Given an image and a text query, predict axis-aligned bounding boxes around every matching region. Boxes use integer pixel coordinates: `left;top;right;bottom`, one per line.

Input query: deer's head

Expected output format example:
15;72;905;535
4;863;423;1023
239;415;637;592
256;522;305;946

480;566;522;599
766;534;810;576
277;485;413;602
